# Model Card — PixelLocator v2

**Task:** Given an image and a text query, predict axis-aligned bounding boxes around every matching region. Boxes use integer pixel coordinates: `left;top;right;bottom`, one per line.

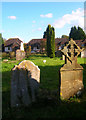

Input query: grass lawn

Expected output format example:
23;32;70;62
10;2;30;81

2;54;86;119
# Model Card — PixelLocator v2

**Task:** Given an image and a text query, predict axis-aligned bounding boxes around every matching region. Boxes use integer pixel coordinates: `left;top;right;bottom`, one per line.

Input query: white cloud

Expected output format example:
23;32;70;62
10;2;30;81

38;27;42;31
8;16;16;20
53;8;84;28
40;13;53;18
32;20;36;23
0;30;5;33
32;29;36;32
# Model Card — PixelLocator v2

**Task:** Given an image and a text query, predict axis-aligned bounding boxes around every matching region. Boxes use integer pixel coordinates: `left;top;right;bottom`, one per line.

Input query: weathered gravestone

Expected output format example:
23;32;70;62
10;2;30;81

62;55;65;60
81;46;86;58
60;39;84;99
16;49;26;60
11;60;40;107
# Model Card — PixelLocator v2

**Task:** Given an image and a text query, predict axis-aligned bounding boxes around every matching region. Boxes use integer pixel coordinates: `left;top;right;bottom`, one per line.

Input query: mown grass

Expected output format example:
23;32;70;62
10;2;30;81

2;54;86;119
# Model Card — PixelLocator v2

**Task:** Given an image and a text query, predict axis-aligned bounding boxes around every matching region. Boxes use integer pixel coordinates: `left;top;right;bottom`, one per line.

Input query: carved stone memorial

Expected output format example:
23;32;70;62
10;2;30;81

60;39;84;99
11;60;40;107
16;49;26;60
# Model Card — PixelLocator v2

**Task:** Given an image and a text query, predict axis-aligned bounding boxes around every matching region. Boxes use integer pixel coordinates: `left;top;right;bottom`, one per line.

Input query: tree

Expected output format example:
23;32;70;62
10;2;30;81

40;39;46;53
28;45;31;55
43;31;47;38
23;43;27;52
61;35;69;39
46;24;55;58
69;26;86;40
0;33;4;45
0;33;4;52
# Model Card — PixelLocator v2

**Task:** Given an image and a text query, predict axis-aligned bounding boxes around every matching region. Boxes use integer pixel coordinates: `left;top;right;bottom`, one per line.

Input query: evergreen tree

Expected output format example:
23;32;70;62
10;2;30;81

43;31;47;38
46;24;55;58
50;27;55;58
69;26;86;40
77;26;86;40
46;24;51;57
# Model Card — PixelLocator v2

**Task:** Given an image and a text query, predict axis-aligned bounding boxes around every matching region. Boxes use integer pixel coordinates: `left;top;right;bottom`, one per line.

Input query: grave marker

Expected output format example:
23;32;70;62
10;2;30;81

16;49;26;60
11;60;40;107
60;39;84;99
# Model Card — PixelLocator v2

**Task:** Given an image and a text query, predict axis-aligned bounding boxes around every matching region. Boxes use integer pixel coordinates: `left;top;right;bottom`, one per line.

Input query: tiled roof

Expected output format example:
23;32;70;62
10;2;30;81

27;38;85;48
82;39;86;44
5;38;22;47
28;38;46;45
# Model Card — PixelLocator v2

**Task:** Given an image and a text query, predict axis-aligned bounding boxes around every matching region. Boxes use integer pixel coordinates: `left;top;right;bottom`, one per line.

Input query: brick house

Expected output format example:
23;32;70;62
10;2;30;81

4;38;24;52
27;38;46;53
27;38;69;52
27;38;86;57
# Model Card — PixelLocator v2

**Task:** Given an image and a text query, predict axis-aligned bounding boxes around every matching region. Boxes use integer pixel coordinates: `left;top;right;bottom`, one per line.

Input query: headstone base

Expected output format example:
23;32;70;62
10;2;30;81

60;66;84;99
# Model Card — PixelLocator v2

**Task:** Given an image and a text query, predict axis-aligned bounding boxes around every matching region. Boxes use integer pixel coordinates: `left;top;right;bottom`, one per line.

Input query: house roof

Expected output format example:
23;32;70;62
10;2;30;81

27;38;85;48
82;39;86;45
5;38;23;47
28;38;46;45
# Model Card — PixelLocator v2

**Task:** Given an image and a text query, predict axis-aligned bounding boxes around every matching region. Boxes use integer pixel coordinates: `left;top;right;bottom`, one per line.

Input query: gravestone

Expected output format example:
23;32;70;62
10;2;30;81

11;60;40;107
62;55;65;60
60;39;84;99
16;49;26;60
81;46;86;58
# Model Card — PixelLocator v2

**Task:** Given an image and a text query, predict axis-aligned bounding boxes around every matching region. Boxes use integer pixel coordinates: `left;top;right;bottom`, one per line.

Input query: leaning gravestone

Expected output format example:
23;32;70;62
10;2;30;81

11;60;40;107
16;49;26;60
60;39;84;99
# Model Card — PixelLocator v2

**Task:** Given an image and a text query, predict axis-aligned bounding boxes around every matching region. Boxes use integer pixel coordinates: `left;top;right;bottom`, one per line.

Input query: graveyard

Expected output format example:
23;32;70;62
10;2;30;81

2;54;86;119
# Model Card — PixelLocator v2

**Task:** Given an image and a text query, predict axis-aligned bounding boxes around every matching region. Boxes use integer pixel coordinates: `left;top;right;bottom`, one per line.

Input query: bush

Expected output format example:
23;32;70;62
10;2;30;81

26;51;29;58
2;52;7;58
9;52;15;59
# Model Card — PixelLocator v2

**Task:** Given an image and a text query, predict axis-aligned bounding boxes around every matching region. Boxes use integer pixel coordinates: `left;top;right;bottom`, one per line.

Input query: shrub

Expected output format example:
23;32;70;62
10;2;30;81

2;52;7;58
26;51;29;58
9;52;15;59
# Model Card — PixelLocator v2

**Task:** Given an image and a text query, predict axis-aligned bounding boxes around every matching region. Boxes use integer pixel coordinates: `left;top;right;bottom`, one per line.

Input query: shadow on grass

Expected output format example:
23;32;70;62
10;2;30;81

2;63;86;119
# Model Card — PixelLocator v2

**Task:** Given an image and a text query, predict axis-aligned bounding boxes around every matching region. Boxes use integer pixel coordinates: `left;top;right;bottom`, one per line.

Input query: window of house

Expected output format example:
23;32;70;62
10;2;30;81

8;47;10;50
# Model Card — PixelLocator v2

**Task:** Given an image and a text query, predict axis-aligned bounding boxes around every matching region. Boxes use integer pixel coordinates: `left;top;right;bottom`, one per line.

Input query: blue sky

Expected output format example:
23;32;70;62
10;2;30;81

1;2;84;43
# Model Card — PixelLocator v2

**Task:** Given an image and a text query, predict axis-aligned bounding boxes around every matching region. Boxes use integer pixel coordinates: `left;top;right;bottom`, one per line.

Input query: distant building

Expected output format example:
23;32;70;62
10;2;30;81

27;38;86;56
27;38;46;53
4;38;24;52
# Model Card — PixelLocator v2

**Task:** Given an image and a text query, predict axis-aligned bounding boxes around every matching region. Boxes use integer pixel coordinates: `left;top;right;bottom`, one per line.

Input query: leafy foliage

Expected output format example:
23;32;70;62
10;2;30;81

69;26;86;40
40;39;46;53
61;35;69;39
0;33;4;45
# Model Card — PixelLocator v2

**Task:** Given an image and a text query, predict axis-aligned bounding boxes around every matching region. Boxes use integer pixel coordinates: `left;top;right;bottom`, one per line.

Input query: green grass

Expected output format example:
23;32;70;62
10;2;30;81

2;54;86;119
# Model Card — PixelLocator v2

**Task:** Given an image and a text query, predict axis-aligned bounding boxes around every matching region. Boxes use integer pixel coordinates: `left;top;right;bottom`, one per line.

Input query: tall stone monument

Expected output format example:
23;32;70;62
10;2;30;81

11;60;40;107
60;39;84;99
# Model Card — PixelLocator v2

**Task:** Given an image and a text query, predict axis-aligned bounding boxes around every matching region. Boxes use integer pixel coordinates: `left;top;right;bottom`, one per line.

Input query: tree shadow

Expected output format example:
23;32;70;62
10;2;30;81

2;63;86;119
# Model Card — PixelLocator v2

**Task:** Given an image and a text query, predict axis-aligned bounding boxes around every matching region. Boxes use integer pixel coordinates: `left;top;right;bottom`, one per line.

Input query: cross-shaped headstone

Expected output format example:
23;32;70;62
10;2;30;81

61;38;82;62
60;38;84;99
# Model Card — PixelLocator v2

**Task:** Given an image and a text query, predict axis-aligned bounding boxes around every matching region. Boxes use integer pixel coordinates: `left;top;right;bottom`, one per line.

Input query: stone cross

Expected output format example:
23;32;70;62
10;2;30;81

61;38;82;63
60;38;84;99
